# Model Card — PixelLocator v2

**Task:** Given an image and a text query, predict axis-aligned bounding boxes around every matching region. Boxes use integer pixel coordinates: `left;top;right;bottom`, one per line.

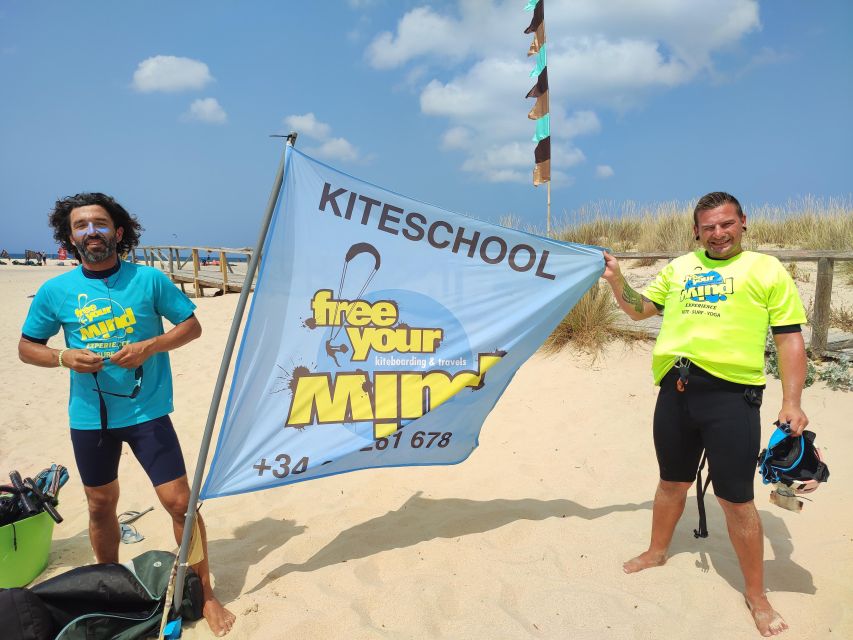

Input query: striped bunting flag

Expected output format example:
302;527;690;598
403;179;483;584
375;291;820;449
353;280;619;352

524;0;549;186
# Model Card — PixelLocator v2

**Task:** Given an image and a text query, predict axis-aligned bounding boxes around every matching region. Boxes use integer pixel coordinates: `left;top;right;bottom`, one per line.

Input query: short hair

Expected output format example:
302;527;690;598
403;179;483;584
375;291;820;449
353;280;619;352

693;192;744;226
48;193;143;260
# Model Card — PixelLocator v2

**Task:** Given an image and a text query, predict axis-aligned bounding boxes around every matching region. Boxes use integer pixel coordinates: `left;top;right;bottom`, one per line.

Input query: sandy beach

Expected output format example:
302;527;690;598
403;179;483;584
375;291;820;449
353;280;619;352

2;263;851;640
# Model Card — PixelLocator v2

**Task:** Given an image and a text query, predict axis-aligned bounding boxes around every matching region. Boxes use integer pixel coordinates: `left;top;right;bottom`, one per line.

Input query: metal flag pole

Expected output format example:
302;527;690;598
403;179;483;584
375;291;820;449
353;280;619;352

547;180;551;237
170;132;297;614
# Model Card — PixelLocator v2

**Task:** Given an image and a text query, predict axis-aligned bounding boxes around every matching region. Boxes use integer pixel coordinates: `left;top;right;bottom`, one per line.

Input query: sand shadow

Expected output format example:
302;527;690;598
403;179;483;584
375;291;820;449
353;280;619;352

206;517;306;602
668;500;815;595
46;528;93;575
247;491;651;594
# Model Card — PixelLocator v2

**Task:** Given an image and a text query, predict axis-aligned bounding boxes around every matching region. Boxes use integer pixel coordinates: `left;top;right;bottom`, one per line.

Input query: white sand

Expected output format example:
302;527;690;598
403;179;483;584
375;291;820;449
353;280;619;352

2;264;851;639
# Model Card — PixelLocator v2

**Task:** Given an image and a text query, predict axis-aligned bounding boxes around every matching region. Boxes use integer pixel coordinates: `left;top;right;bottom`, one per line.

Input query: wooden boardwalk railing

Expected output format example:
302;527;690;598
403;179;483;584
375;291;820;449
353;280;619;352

612;250;853;357
134;246;852;357
131;245;255;297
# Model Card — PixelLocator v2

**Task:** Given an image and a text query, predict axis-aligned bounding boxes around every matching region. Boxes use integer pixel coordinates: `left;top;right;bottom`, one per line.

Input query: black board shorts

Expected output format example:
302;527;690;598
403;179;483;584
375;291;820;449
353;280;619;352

653;365;763;503
70;415;187;488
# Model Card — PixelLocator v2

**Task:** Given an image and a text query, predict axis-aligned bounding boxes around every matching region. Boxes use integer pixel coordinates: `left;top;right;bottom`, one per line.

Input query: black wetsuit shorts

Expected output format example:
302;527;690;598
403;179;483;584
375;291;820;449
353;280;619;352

70;415;187;488
653;364;763;503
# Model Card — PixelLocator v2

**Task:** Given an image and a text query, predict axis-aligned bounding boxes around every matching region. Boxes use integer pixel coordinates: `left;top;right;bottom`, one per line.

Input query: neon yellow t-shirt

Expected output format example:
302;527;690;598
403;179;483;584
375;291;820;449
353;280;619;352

642;250;807;386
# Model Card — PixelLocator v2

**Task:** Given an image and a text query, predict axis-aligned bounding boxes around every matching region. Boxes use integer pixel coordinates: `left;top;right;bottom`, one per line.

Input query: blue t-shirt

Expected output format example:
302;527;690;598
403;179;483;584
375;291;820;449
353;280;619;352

22;261;197;430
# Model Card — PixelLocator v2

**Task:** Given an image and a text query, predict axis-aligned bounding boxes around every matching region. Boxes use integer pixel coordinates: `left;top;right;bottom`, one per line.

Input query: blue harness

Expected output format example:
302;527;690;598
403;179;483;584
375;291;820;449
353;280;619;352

757;424;829;487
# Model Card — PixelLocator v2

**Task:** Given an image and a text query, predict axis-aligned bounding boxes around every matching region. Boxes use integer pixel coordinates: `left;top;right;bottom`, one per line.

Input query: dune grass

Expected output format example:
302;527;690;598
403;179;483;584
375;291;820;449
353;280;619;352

840;261;853;285
831;304;853;333
527;196;853;354
551;196;853;252
542;284;650;355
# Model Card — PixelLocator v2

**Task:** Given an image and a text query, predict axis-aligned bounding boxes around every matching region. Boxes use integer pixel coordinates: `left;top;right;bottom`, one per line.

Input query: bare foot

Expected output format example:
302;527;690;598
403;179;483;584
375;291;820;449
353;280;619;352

203;597;236;637
622;550;667;574
745;594;788;637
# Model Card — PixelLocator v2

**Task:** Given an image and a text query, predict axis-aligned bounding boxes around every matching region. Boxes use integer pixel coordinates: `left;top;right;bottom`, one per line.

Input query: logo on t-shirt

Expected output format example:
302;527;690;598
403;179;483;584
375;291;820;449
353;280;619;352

680;269;734;303
74;293;137;355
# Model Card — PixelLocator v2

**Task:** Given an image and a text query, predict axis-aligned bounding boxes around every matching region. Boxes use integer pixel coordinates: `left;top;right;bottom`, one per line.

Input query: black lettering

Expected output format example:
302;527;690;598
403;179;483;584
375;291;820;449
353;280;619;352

319;183;346;217
535;249;556;280
508;244;536;272
479;236;507;265
403;212;426;241
452;226;480;258
358;195;381;225
378;203;403;235
427;220;453;249
344;191;358;220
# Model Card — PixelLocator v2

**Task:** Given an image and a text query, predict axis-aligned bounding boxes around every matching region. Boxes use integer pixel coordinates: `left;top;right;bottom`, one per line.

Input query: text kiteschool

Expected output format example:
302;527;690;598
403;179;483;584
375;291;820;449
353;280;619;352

319;183;557;280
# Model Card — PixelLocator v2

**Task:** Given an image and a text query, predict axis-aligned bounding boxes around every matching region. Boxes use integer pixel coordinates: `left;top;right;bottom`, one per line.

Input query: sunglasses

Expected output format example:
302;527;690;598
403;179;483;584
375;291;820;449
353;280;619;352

92;366;143;399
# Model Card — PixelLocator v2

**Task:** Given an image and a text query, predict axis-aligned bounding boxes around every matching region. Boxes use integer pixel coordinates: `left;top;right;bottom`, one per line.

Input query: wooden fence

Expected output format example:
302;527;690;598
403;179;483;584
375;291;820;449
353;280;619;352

612;250;853;357
134;246;853;357
131;246;254;297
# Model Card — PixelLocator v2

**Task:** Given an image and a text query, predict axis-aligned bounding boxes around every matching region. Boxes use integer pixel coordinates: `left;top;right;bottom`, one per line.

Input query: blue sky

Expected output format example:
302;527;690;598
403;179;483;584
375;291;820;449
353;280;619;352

1;0;851;251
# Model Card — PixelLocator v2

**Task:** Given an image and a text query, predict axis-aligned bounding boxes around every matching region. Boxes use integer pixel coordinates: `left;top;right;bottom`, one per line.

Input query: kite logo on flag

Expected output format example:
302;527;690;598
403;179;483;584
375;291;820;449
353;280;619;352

283;242;505;438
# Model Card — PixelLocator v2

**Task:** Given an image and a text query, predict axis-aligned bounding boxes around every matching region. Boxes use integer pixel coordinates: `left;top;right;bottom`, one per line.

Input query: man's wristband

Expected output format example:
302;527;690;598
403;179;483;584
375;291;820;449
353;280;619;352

58;349;68;368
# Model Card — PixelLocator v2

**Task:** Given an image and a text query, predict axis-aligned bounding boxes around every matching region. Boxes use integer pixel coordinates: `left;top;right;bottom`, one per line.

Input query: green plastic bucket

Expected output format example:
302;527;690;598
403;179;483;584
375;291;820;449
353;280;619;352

0;510;55;588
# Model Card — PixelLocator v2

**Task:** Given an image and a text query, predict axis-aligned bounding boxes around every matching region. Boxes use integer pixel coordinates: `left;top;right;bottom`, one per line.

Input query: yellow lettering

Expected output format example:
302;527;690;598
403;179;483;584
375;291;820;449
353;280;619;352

80;324;102;340
347;327;374;361
114;307;136;329
374;373;398;421
310;290;400;327
422;329;443;352
346;301;372;326
373;301;397;327
345;326;444;361
285;353;503;438
310;290;336;327
286;373;373;427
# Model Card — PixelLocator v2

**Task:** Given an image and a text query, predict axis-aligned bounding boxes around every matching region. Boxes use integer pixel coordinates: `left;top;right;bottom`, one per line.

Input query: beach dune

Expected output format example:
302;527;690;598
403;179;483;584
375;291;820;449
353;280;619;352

2;264;851;639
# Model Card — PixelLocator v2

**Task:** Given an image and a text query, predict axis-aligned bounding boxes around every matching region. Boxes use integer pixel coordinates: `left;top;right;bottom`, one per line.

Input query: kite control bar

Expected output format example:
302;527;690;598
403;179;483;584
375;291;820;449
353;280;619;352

9;471;37;516
23;477;63;523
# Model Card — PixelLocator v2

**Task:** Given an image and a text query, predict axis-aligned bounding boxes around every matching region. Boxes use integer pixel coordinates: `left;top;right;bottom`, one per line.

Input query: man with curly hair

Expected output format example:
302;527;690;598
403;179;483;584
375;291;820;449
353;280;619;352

18;193;235;636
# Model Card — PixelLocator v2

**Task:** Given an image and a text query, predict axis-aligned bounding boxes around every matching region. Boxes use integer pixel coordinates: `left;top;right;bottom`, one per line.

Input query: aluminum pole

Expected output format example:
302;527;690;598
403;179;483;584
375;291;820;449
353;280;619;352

171;132;296;613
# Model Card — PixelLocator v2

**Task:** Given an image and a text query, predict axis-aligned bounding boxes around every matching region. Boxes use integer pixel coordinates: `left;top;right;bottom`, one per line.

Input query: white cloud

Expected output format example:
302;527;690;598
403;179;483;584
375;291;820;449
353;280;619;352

365;0;760;183
461;140;584;183
554;145;586;168
368;0;759;79
283;113;331;140
563;111;601;138
441;126;473;150
284;113;361;163
367;7;462;69
312;138;360;162
718;46;792;83
595;165;615;179
132;55;214;93
182;98;227;125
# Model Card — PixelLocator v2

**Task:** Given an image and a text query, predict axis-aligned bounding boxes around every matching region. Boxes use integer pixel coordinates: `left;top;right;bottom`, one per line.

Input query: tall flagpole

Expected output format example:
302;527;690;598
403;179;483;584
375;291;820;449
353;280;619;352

524;1;551;236
171;132;297;614
547;181;551;237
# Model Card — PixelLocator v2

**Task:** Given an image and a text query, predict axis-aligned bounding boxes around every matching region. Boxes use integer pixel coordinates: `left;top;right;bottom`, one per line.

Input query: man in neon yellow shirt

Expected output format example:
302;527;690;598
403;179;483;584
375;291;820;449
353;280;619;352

602;192;807;638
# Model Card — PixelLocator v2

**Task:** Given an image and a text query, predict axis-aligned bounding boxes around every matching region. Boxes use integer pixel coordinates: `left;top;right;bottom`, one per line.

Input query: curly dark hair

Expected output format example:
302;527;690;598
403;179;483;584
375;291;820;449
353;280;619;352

49;193;143;260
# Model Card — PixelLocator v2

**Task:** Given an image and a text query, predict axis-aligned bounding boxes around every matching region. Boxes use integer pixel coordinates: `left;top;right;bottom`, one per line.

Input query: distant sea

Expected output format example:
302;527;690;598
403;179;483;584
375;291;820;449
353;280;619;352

3;253;55;259
2;252;249;262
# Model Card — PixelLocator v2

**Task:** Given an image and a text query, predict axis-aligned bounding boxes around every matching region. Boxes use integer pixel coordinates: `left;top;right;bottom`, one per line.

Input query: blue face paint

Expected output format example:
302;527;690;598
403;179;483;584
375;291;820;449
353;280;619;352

72;222;111;238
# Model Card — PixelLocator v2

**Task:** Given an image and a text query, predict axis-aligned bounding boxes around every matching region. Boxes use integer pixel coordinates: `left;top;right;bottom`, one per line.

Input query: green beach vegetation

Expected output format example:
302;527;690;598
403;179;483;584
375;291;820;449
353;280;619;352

526;197;853;386
553;195;853;251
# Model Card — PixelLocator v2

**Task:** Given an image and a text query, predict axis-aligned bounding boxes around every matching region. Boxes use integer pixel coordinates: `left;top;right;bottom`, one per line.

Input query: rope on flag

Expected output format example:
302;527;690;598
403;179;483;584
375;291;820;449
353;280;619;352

525;0;550;186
